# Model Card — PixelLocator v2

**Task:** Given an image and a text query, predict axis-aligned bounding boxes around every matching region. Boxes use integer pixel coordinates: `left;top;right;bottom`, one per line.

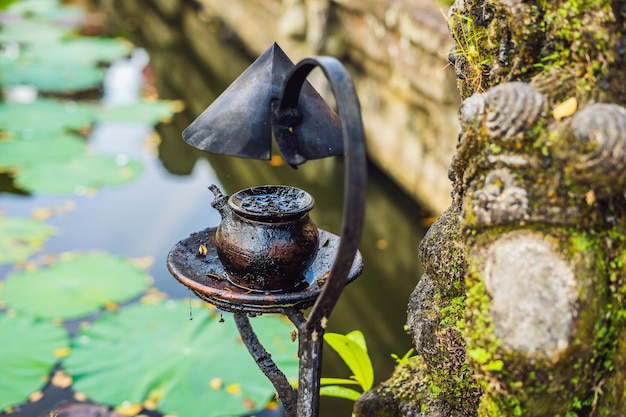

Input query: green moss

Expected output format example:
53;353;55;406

462;227;616;416
535;0;616;99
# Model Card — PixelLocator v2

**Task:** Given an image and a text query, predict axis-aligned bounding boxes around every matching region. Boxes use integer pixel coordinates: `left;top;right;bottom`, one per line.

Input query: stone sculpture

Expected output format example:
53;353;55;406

355;0;626;415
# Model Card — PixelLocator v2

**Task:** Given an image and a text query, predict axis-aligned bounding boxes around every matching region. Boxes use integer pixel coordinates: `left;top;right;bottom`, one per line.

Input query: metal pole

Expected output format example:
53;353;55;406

296;322;324;417
233;312;298;417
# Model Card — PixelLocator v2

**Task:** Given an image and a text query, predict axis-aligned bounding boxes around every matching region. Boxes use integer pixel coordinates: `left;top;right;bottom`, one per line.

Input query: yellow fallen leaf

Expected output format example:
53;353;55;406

226;384;241;396
28;391;44;402
73;391;87;402
32;207;53;221
54;347;71;358
51;370;72;388
104;300;119;311
210;377;223;390
198;244;208;256
140;287;168;304
553;96;578;120
131;256;154;270
585;189;596;206
143;399;158;410
243;398;256;410
115;402;143;417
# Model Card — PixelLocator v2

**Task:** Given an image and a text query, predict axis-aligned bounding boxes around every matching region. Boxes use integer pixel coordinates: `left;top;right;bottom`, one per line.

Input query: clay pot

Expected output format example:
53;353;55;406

209;184;319;292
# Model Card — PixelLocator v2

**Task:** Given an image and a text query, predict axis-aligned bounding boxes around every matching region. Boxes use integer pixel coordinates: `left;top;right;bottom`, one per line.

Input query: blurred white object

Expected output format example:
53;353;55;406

102;48;150;105
4;85;38;103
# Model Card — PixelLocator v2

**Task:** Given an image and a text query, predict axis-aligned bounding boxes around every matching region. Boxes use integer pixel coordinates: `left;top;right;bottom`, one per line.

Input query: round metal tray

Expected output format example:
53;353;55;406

167;227;363;314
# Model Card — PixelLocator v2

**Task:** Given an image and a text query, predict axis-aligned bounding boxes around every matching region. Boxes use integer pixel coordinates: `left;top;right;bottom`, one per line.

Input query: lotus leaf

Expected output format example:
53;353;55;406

0;56;106;93
0;217;55;266
95;100;182;125
14;153;144;194
0;133;85;171
0;99;96;134
0;252;151;319
29;38;131;67
64;300;298;417
0;314;69;411
5;0;66;18
0;19;71;44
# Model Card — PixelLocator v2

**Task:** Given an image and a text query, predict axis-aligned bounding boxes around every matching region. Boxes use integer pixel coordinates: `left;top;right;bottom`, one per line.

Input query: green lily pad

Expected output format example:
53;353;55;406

30;38;131;67
0;19;72;44
0;56;106;93
95;100;182;125
14;153;144;194
0;99;96;134
64;301;298;417
0;217;55;266
0;252;151;320
0;314;69;412
0;133;86;171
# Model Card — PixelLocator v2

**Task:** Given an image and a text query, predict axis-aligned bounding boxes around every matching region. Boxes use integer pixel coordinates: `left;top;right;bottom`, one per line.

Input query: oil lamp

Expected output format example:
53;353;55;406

166;42;367;417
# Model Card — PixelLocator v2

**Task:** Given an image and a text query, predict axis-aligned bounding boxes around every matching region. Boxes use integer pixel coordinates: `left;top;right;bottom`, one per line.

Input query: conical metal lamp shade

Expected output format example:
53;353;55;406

182;43;343;164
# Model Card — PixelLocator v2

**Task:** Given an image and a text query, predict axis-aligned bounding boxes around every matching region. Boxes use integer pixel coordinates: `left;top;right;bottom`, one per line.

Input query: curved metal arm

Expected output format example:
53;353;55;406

273;57;368;417
274;56;367;329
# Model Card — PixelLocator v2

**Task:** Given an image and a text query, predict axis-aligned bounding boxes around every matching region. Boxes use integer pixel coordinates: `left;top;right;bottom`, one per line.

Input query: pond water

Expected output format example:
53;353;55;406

0;3;431;417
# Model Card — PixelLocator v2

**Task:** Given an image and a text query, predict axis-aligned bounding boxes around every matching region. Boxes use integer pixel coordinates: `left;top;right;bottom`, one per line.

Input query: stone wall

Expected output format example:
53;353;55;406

127;0;460;213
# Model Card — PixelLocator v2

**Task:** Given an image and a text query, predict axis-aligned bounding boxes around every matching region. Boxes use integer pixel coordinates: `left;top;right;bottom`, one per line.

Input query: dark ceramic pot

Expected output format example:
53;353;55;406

209;184;319;292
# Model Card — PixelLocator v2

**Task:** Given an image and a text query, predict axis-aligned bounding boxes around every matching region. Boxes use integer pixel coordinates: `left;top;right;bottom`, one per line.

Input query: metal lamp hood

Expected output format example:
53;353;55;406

182;42;343;165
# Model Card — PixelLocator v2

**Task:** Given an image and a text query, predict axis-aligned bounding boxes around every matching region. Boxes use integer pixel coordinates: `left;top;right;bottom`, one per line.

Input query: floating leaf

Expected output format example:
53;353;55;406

0;252;151;319
0;56;106;93
3;0;81;21
30;38;131;67
0;314;69;411
0;216;55;266
0;99;96;134
0;19;72;44
553;96;578;121
0;133;85;171
95;100;182;125
63;301;298;417
324;330;374;391
14;154;144;194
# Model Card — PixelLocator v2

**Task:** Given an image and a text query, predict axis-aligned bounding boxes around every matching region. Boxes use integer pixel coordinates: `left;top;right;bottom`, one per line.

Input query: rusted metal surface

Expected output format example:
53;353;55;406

234;312;297;417
166;227;362;314
208;184;320;291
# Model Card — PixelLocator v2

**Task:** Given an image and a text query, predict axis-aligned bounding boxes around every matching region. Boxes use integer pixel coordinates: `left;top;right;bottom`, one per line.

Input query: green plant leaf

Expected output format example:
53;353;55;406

63;300;298;417
319;386;362;401
320;377;361;386
0;314;69;411
94;99;182;125
0;252;151;320
0;19;71;44
324;331;374;391
0;56;106;93
0;133;85;171
345;329;368;352
0;216;55;266
0;99;96;134
28;37;131;67
14;154;144;194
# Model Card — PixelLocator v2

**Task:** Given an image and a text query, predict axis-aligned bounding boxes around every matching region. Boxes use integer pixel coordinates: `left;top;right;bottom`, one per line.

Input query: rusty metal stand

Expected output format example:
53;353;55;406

168;46;367;417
